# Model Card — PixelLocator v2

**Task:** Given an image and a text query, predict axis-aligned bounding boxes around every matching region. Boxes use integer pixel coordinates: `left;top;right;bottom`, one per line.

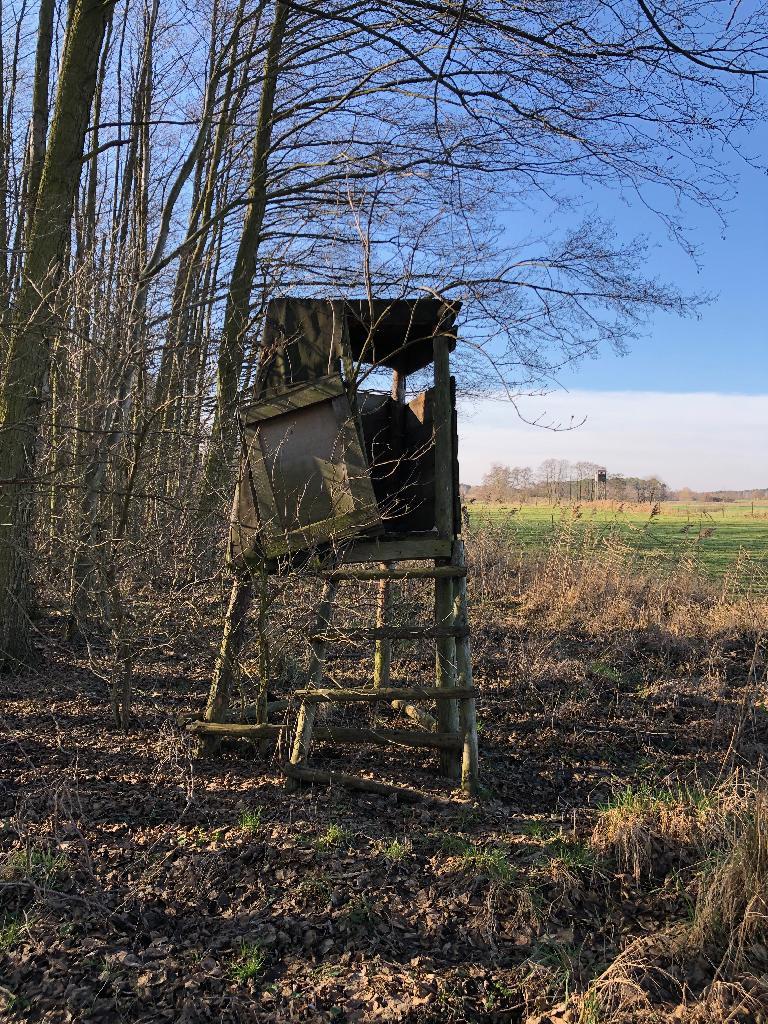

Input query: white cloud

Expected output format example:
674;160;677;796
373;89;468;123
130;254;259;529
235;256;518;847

457;391;768;490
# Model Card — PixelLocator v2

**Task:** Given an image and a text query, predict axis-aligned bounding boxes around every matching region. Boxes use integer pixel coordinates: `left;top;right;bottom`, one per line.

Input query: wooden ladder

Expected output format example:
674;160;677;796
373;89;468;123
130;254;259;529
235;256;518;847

283;540;479;797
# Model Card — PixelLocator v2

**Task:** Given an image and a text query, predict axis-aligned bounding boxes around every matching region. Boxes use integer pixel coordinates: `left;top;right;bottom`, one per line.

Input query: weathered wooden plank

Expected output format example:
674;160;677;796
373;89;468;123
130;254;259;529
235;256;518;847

313;726;462;749
302;686;476;702
179;698;288;728
240;375;345;424
311;625;469;642
332;537;453;565
317;565;466;581
188;722;284;737
390;699;437;730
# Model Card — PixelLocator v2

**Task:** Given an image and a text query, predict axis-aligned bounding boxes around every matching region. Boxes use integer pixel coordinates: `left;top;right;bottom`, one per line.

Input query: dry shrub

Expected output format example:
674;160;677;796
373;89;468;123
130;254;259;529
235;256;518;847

576;927;687;1022
519;521;711;633
692;793;768;965
575;931;768;1024
465;519;524;607
579;784;768;1023
683;978;768;1023
542;857;584;902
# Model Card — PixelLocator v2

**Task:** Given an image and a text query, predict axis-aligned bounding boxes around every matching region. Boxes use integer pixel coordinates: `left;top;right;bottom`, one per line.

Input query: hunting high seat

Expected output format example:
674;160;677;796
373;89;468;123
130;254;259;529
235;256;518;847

193;297;479;797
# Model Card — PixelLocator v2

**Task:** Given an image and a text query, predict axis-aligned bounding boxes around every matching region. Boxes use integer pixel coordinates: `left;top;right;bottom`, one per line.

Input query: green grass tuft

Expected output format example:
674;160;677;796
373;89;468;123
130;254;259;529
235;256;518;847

0;915;24;950
441;836;516;883
599;780;715;817
298;871;333;901
547;837;596;871
381;838;411;862
239;808;263;832
230;942;266;983
1;850;66;883
314;823;348;850
578;988;604;1024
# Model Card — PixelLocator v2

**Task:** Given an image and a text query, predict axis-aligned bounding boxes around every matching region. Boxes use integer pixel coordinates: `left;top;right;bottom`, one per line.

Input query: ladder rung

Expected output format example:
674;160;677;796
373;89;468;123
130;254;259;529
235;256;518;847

187;718;464;751
313;726;462;750
187;722;283;737
302;686;476;703
312;625;469;642
315;566;467;582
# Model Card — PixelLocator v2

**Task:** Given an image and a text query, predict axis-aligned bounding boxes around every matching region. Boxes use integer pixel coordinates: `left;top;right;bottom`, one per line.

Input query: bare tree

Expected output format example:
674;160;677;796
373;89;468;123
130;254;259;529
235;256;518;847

0;0;115;666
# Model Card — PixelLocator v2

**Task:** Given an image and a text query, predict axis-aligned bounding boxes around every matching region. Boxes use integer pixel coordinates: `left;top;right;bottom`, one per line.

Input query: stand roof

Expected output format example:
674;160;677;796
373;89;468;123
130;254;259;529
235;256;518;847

256;297;460;393
342;298;460;375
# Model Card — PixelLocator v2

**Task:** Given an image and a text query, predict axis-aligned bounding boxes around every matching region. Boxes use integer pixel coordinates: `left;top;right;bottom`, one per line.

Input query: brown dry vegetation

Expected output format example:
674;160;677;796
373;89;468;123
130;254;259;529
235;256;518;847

2;524;768;1023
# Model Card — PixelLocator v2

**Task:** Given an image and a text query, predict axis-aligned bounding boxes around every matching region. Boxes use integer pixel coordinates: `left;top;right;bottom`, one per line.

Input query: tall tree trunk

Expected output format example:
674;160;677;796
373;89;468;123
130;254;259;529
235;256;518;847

198;0;289;521
0;0;115;666
25;0;56;228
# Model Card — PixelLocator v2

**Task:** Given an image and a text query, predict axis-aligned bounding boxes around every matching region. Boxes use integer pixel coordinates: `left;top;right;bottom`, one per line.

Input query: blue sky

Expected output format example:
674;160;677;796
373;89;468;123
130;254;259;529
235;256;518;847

555;157;768;394
459;131;768;490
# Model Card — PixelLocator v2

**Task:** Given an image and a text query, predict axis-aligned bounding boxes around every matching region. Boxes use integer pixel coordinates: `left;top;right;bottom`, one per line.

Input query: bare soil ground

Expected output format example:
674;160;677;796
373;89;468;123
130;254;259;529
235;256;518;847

2;550;768;1023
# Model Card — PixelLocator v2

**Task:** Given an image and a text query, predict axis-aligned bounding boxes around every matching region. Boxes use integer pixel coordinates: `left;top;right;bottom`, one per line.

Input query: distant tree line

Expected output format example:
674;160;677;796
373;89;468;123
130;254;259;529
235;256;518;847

469;461;669;503
676;488;768;503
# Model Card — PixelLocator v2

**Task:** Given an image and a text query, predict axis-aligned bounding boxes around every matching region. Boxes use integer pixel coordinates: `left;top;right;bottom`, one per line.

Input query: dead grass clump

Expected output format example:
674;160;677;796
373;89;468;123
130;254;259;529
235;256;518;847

577;786;768;1023
573;934;768;1024
517;519;711;632
590;783;720;881
691;793;768;965
574;926;692;1023
683;978;768;1023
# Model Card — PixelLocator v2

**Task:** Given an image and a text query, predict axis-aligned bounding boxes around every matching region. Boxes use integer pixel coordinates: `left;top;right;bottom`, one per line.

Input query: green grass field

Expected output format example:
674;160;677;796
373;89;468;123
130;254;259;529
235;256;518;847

467;500;768;586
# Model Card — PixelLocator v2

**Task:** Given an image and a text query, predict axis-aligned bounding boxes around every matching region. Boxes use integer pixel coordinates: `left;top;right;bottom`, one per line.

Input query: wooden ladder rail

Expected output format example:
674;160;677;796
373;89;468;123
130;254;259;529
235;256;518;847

285;577;338;792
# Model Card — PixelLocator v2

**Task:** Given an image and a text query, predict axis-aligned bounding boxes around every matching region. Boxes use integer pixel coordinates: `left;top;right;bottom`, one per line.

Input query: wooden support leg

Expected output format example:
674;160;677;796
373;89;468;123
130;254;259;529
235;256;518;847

459;696;480;797
308;578;339;685
202;573;254;754
254;561;272;753
286;578;338;791
288;701;317;770
453;541;479;796
373;562;392;690
435;570;460;780
431;332;461;781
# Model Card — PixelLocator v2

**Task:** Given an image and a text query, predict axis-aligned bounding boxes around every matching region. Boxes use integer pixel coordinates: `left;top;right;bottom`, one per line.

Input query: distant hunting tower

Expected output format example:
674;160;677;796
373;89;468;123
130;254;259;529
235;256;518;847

197;297;479;798
595;467;607;500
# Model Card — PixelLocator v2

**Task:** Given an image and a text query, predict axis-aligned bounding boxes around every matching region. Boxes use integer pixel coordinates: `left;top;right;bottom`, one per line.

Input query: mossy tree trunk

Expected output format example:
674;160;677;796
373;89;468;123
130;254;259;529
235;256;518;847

0;0;115;666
